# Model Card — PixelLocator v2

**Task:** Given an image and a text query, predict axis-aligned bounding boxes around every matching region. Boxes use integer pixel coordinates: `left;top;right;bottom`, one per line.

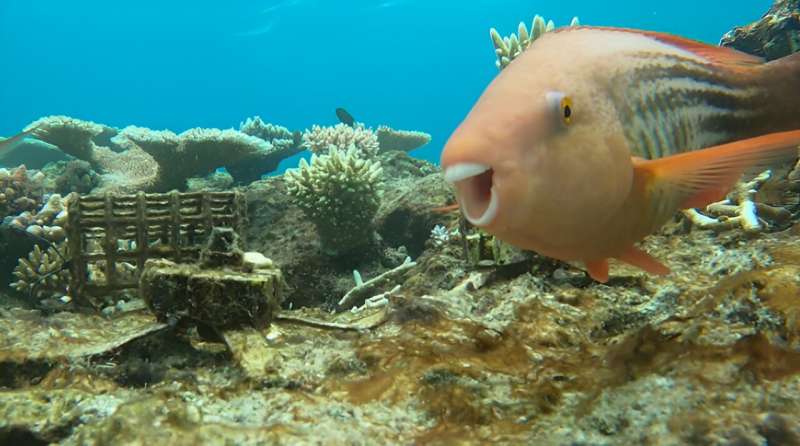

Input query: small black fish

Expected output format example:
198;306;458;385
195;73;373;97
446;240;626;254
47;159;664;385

335;108;356;127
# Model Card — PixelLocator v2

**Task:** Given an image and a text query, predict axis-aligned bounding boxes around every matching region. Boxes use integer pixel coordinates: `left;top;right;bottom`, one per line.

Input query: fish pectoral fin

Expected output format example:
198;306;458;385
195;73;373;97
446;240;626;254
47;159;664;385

633;130;800;211
584;259;609;283
615;246;670;276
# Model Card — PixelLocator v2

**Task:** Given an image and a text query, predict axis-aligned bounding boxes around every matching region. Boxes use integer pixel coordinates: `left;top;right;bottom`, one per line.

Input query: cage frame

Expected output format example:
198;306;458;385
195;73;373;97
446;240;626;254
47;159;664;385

66;190;246;305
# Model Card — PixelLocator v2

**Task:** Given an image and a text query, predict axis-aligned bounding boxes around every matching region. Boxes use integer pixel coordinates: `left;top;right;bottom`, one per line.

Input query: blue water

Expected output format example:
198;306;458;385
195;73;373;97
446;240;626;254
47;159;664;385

0;0;771;168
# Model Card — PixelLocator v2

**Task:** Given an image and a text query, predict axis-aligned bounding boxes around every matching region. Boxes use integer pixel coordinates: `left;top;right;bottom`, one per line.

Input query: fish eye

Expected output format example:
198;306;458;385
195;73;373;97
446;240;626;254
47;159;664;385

560;97;573;125
545;91;573;128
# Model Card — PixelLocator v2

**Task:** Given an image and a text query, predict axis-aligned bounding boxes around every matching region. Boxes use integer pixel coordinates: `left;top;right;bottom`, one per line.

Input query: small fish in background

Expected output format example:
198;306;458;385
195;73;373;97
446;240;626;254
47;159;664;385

441;26;800;282
335;108;356;127
0;128;37;153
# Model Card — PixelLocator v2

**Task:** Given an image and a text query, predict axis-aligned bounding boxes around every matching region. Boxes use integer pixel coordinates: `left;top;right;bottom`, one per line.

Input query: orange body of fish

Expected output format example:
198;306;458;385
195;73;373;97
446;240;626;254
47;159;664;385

441;26;800;282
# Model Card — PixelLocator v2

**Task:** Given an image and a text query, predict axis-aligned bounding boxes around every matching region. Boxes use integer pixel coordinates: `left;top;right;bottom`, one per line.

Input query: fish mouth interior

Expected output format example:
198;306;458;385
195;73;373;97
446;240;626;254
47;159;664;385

444;163;499;227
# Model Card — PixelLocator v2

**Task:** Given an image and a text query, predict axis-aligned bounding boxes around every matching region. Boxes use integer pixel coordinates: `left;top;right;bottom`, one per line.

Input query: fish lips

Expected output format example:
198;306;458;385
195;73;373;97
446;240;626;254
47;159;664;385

443;163;499;227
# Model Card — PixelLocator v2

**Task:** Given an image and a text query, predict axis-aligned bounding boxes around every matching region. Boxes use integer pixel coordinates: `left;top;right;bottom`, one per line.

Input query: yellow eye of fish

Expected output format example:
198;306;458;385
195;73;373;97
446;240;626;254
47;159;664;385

560;97;573;125
545;91;573;129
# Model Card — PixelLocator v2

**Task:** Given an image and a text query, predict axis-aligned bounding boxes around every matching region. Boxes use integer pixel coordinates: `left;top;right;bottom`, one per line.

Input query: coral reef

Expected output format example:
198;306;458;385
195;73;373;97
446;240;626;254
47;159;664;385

490;14;580;69
720;0;800;60
22;115;303;193
9;242;69;301
0;165;45;220
25;115;105;160
375;125;431;153
8;193;71;243
186;170;235;192
284;146;383;256
303;123;380;156
45;159;100;194
303;123;432;157
234;116;304;182
114;126;298;190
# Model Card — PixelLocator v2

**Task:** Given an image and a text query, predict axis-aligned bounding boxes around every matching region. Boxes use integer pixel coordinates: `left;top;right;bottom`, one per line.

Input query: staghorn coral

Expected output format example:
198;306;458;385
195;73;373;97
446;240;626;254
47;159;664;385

284;146;383;255
0;165;45;219
10;242;70;300
490;15;580;69
303;123;380;157
376;125;431;153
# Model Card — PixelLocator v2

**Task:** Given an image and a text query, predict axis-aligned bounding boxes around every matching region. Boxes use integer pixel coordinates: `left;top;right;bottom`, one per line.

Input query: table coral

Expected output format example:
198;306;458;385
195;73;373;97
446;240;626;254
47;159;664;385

25;115;105;161
375;125;431;153
21;116;304;192
284;146;383;256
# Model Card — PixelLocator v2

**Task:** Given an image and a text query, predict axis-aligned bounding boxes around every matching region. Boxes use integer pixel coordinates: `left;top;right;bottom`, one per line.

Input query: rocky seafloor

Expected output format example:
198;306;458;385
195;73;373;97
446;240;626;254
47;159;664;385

2;147;800;445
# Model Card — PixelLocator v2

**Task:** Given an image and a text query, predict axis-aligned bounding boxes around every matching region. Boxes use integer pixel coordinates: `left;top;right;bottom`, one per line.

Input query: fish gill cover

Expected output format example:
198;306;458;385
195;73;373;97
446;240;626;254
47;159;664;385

2;1;800;445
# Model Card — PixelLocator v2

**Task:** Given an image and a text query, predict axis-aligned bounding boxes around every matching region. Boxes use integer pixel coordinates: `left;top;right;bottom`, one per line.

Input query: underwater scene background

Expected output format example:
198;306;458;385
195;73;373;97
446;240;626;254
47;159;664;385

0;0;771;166
2;0;800;445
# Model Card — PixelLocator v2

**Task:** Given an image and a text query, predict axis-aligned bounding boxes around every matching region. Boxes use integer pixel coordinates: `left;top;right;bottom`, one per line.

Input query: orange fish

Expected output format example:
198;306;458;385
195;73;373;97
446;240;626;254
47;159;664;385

441;26;800;282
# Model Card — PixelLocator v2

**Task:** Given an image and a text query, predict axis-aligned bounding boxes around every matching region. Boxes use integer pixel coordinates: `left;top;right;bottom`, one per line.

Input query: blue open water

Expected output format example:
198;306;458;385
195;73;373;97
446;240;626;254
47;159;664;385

0;0;771;168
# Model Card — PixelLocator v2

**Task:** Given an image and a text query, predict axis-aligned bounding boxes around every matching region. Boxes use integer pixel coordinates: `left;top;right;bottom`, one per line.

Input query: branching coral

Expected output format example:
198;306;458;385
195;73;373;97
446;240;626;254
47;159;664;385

10;242;70;300
375;125;431;153
490;15;580;69
8;193;71;243
303;123;380;157
284;146;383;255
0;166;45;220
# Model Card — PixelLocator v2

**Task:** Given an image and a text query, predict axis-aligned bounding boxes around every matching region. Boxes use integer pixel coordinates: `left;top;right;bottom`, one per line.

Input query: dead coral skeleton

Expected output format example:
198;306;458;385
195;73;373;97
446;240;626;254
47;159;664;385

684;170;793;232
337;257;416;310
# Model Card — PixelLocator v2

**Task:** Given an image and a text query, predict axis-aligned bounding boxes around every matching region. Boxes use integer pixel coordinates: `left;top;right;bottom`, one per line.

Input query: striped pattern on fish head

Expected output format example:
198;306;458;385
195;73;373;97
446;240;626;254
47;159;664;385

441;28;637;257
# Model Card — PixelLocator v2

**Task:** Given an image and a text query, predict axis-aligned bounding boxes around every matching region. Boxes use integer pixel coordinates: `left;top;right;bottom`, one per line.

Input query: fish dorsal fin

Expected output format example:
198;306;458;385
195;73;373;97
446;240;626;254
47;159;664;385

566;26;764;68
633;130;800;216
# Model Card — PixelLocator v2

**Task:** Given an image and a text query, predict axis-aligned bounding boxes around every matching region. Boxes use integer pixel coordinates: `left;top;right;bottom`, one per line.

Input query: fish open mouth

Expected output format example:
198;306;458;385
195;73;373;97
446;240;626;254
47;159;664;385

443;163;499;227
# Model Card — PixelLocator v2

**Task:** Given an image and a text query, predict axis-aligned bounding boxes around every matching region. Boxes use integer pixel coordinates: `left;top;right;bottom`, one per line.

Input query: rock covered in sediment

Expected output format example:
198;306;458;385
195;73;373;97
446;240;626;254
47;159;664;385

720;0;800;60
